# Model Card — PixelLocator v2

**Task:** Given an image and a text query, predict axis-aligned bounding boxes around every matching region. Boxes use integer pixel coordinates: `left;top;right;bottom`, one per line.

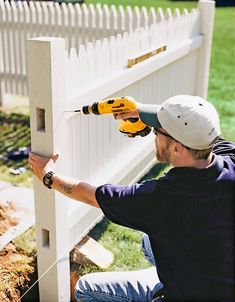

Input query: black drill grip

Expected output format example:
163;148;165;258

127;117;139;123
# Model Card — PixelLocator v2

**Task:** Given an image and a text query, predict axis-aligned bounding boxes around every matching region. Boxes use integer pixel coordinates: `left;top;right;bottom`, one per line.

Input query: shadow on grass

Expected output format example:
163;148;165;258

88;217;111;241
139;162;169;181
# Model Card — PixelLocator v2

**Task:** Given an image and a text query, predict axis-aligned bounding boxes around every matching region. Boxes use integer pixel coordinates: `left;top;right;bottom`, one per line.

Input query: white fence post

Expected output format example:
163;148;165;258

196;0;215;98
27;37;70;302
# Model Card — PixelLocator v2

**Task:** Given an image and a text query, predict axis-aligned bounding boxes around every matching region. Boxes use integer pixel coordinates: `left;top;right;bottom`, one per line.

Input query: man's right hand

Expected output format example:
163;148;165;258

114;108;140;121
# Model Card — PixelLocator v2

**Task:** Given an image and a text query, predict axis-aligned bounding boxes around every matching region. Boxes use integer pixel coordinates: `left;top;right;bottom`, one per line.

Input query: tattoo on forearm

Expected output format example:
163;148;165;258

59;183;73;194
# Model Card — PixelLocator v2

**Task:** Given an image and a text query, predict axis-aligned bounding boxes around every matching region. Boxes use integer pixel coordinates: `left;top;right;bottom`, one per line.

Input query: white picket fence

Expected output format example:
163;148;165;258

1;0;162;103
27;1;215;301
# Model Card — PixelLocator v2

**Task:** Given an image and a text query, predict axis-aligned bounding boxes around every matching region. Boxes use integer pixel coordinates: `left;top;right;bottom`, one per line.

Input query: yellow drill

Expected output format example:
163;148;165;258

80;96;151;138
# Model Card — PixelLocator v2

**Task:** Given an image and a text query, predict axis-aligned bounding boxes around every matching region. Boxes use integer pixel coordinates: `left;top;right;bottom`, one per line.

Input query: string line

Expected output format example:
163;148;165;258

18;235;81;301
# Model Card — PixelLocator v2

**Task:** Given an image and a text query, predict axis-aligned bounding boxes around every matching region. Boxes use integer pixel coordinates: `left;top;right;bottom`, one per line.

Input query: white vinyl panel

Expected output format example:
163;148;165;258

67;47;78;99
79;112;90;181
73;114;83;180
86;42;96;88
100;38;110;82
77;44;88;93
115;33;124;72
118;32;127;69
87;114;98;181
93;39;102;85
73;115;82;180
109;35;118;75
67;116;75;177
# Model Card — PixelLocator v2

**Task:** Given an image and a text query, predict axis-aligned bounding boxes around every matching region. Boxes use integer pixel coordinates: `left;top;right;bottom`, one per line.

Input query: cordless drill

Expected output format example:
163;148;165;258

81;96;151;138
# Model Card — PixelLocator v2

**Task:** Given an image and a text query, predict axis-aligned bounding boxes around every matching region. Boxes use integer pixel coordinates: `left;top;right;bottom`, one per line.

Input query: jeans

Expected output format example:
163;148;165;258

74;234;163;302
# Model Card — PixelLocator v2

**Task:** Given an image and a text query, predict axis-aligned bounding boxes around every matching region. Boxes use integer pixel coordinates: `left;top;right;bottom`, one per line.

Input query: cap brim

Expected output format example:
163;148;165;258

139;104;162;128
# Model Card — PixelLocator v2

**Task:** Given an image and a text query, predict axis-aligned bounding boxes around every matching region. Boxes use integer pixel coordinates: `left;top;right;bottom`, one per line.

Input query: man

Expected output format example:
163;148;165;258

28;95;235;301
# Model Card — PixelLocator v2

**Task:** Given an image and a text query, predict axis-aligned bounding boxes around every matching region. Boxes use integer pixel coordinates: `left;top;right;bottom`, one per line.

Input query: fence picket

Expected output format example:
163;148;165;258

74;3;82;47
110;5;118;31
149;7;156;25
125;5;133;31
140;6;148;27
87;3;95;43
133;6;140;29
117;5;125;31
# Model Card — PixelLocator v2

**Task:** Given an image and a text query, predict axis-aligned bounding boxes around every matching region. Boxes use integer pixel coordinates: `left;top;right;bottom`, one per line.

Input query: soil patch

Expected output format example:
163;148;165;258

0;201;19;236
0;243;35;302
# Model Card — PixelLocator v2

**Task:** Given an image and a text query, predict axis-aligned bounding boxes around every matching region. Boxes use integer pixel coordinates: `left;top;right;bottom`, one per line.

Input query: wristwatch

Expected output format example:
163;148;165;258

43;171;54;189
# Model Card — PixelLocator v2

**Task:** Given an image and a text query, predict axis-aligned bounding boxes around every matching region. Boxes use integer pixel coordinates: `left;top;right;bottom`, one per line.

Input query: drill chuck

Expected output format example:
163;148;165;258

82;103;99;115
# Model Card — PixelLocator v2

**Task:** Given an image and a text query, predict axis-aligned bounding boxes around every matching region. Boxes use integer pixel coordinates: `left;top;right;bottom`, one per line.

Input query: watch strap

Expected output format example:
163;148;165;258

43;171;54;189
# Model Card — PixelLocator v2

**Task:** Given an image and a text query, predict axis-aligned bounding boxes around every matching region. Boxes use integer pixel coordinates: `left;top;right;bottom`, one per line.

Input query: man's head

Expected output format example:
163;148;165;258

139;95;221;165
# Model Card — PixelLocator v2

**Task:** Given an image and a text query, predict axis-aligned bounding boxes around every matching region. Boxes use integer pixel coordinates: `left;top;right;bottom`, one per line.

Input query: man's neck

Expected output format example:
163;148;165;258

173;153;213;169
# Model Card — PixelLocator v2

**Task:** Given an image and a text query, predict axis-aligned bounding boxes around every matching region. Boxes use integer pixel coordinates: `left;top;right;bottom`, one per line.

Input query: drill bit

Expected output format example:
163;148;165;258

64;109;81;113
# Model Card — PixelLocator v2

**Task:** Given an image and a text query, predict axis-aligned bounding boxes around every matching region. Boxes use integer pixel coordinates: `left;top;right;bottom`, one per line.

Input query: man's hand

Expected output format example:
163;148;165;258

28;152;59;181
114;108;140;121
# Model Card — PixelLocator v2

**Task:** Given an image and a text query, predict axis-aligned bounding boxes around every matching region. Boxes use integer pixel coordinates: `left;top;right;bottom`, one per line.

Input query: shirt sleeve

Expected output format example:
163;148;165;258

95;180;169;234
213;137;235;158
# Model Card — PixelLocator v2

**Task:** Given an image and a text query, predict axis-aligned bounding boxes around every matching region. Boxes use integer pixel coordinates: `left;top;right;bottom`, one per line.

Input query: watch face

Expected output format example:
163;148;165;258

43;172;54;189
44;177;50;185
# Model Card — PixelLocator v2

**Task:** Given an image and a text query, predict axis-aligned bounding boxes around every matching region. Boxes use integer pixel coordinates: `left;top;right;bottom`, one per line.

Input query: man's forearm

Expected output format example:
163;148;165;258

50;174;99;208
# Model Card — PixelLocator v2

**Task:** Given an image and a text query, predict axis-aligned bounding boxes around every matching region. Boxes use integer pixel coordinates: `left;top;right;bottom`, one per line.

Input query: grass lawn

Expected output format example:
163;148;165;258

0;0;234;298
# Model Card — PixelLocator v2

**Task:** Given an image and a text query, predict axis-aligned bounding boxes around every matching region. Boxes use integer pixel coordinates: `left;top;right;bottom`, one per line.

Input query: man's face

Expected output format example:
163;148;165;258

154;128;173;163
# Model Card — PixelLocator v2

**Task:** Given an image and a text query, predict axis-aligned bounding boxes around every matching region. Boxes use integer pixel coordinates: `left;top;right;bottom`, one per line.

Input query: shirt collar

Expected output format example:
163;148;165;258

167;154;224;180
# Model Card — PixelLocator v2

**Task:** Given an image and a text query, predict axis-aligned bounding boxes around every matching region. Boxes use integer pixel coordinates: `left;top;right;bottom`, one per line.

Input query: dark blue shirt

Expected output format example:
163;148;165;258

96;138;235;301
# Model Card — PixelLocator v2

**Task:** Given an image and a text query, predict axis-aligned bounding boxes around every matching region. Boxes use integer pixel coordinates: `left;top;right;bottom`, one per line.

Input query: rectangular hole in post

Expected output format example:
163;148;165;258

41;229;50;248
36;108;45;132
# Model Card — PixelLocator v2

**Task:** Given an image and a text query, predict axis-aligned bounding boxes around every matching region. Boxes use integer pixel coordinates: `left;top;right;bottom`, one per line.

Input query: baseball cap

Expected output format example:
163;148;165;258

139;95;221;150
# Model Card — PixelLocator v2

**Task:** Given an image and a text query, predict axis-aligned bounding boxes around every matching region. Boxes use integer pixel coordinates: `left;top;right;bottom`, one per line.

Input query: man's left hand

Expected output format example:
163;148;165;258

28;152;59;181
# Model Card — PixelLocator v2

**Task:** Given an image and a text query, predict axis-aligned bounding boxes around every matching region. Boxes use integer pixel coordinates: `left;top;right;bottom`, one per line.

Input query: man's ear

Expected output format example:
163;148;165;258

173;141;184;156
